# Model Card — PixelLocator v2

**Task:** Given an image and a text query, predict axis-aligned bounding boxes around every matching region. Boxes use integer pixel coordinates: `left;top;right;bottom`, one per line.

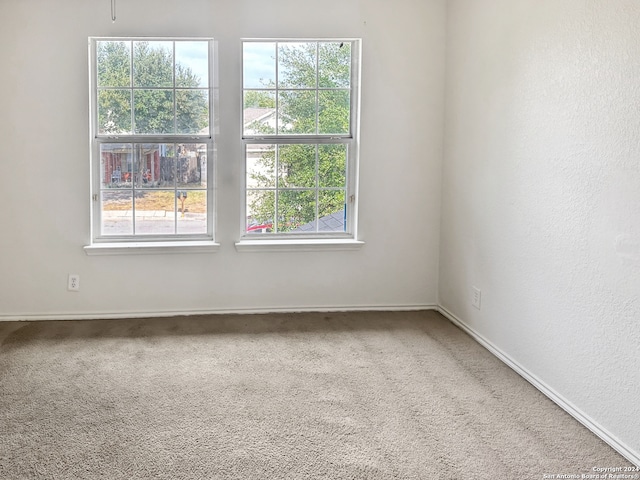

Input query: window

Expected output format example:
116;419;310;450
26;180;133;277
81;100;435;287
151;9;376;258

89;38;214;244
241;40;360;239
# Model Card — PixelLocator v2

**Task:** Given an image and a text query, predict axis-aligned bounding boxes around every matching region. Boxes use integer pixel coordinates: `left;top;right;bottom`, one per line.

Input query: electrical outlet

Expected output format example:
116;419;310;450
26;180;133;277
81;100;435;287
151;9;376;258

68;274;80;292
472;286;481;310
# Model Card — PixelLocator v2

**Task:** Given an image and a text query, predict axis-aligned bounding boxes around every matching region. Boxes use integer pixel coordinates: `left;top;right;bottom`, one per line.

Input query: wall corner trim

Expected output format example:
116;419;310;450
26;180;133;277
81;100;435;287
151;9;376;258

437;306;640;468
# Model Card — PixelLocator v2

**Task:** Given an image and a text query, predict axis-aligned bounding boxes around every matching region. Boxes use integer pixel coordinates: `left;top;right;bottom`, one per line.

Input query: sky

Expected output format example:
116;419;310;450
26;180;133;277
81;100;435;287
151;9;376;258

144;41;279;89
134;40;209;87
243;42;276;88
174;41;209;87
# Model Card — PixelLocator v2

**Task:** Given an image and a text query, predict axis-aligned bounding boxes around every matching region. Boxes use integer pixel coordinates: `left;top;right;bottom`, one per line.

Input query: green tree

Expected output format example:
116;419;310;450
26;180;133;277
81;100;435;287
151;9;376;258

97;41;132;133
97;41;208;135
244;90;276;109
247;42;351;233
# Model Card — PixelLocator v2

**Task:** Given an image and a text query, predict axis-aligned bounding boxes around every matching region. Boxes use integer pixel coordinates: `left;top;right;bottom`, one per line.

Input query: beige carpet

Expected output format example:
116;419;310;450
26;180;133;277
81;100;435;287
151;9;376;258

0;310;630;479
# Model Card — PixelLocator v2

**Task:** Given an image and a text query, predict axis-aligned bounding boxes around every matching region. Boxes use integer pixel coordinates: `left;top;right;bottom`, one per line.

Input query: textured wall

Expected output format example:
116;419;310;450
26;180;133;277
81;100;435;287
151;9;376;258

0;0;445;317
441;0;640;461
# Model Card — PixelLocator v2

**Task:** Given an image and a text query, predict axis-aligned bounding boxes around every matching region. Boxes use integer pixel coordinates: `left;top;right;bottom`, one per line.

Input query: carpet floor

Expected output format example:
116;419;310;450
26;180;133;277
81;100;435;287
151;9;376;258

0;310;630;479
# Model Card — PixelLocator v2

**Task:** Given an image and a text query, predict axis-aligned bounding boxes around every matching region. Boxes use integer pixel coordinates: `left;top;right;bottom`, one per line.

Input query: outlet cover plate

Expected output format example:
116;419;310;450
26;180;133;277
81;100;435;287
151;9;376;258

68;274;80;292
472;286;481;310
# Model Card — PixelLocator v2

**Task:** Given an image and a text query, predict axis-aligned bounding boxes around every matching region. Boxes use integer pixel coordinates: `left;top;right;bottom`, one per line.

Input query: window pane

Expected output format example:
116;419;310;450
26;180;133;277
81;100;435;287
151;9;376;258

318;190;346;232
243;42;276;88
318;42;351;88
98;90;131;135
100;143;210;237
278;42;316;89
177;144;206;188
247;144;276;188
277;190;315;232
134;144;175;189
243;91;276;136
133;41;173;88
175;41;209;88
97;41;131;88
160;145;177;187
133;190;176;235
133;89;174;134
177;190;207;234
247;190;275;234
278;144;316;188
291;190;345;233
278;90;316;134
243;142;350;235
176;90;209;135
100;143;133;188
318;144;347;188
319;90;350;135
101;190;133;236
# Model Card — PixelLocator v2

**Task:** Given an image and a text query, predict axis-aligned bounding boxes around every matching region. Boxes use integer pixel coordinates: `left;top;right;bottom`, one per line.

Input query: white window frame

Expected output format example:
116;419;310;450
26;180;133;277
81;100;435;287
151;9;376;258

239;38;362;246
86;37;217;254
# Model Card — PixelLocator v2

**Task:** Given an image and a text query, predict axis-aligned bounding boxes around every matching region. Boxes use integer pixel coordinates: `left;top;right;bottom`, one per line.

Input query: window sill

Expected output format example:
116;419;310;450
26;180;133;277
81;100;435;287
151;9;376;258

234;239;365;253
84;241;220;256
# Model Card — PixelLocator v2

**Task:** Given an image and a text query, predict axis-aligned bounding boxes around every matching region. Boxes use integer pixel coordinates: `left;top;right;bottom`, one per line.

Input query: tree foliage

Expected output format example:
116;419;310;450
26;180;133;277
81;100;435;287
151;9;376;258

97;41;208;135
244;90;276;109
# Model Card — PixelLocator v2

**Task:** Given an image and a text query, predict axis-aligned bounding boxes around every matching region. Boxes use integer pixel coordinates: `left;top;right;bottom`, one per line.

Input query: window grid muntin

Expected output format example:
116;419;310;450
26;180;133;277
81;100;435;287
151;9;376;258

95;39;211;137
244;139;351;237
242;40;355;139
97;139;210;238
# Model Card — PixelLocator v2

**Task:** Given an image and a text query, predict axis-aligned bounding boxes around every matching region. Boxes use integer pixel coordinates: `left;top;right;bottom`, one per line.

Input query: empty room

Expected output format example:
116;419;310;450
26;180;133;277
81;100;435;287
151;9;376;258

1;0;638;478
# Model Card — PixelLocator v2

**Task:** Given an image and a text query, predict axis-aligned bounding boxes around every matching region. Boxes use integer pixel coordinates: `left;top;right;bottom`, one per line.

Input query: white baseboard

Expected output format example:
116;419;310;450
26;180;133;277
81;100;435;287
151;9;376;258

437;305;640;468
0;304;439;322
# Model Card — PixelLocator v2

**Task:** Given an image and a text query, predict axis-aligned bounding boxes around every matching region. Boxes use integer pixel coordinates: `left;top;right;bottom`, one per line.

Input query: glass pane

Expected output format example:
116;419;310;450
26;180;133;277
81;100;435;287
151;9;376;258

133;89;174;134
318;42;351;88
246;190;274;234
177;190;207;234
100;143;133;188
318;190;346;232
243;42;276;88
133;41;173;88
176;90;209;134
244;90;276;109
159;145;177;187
278;144;316;188
319;90;350;134
247;144;275;188
177;144;206;188
278;90;316;134
101;190;132;236
277;190;315;232
133;190;176;235
318;144;347;188
196;144;208;188
98;90;131;135
97;41;131;88
134;144;175;189
278;42;316;89
175;41;209;88
243;91;276;136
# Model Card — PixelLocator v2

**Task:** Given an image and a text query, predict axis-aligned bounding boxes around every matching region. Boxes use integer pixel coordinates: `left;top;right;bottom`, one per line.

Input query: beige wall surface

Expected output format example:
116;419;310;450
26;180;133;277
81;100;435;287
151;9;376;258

441;0;640;463
0;0;445;317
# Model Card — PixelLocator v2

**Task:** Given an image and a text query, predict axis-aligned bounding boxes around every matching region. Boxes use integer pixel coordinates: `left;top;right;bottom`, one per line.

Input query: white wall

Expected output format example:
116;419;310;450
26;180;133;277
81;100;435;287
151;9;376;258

0;0;445;318
441;0;640;462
